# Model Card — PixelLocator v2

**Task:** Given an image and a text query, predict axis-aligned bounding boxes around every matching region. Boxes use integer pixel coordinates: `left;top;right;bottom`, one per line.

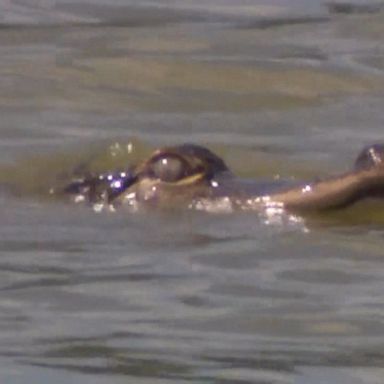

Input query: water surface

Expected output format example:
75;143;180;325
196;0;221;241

1;1;384;383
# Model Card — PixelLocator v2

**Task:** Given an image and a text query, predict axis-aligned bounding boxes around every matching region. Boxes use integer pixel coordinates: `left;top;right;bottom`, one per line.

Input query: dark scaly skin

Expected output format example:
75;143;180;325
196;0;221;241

63;143;384;213
63;170;137;205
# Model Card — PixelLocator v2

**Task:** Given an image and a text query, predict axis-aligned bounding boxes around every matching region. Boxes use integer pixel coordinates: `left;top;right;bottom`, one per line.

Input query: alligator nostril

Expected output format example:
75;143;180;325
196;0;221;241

63;170;138;205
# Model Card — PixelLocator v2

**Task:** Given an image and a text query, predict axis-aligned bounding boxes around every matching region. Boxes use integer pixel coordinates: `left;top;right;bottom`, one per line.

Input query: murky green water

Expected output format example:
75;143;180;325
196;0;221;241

1;1;384;383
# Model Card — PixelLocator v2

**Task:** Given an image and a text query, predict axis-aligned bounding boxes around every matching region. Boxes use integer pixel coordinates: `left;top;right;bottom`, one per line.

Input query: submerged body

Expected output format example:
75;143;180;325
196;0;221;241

64;143;384;214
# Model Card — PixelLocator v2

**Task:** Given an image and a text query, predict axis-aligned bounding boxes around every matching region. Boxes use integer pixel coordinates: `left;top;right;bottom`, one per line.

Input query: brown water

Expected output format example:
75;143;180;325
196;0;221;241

1;1;384;383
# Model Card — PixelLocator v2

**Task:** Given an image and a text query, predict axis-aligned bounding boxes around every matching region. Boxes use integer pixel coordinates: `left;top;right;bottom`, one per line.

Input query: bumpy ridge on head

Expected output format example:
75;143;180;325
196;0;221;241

354;144;384;171
177;143;229;173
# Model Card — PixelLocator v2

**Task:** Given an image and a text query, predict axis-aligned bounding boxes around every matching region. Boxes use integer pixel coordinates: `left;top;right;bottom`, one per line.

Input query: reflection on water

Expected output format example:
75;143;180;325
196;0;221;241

1;1;384;383
2;201;384;384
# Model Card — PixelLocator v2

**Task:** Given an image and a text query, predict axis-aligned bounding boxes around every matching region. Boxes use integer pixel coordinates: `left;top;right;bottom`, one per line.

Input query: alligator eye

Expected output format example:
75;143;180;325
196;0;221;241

150;155;188;182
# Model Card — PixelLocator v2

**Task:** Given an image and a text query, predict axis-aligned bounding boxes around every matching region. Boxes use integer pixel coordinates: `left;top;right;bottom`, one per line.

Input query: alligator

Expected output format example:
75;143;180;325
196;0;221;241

63;143;384;214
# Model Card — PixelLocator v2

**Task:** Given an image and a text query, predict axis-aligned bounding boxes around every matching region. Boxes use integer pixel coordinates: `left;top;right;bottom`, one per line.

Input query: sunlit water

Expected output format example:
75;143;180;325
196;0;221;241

1;1;384;383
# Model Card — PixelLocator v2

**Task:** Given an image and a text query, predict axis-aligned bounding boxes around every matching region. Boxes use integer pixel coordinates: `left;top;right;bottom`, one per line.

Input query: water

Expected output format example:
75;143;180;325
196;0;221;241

1;1;384;383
